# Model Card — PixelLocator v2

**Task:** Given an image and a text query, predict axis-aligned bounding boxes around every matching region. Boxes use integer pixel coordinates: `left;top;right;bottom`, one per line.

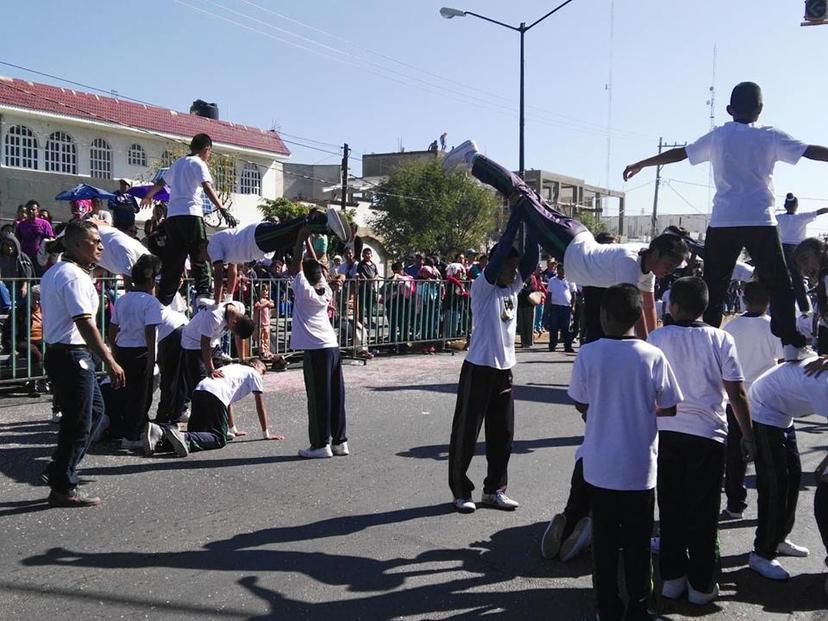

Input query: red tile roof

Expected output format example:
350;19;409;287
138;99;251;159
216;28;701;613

0;76;290;157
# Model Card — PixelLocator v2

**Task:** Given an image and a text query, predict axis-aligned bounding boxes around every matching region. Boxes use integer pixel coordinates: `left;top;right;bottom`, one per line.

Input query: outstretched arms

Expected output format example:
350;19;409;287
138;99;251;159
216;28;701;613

623;147;688;181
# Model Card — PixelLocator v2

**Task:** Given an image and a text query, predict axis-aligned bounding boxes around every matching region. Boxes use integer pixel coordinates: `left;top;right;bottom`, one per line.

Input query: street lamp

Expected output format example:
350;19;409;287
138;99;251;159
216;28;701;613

440;1;576;178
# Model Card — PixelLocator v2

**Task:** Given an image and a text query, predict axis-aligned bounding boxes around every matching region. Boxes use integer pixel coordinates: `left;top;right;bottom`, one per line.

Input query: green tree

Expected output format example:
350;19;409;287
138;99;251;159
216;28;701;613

258;197;310;221
370;159;499;259
577;211;606;236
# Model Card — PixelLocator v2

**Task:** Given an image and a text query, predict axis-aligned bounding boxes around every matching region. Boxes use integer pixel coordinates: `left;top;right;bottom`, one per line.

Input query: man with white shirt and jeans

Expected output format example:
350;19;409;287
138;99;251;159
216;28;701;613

777;192;828;313
41;220;125;507
546;263;577;353
624;81;828;360
448;207;539;513
141;133;230;306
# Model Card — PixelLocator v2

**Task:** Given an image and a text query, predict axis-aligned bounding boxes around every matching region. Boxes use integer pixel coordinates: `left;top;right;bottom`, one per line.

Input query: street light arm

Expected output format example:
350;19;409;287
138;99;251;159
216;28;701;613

526;0;577;30
463;11;520;31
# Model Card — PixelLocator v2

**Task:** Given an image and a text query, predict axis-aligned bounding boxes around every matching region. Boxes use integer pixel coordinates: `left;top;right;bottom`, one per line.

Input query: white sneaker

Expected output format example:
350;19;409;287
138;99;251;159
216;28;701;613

142;422;164;455
719;508;743;520
560;516;592;562
541;513;567;560
441;139;479;174
688;582;719;605
783;344;817;361
298;445;333;459
776;539;809;557
453;498;476;514
332;441;350;456
660;575;687;600
749;552;791;580
480;491;519;511
163;425;189;457
326;208;350;243
51;410;62;424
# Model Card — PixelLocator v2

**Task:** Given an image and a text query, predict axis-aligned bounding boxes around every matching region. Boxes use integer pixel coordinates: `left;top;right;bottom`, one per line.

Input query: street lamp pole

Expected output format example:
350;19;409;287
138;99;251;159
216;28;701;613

441;1;576;178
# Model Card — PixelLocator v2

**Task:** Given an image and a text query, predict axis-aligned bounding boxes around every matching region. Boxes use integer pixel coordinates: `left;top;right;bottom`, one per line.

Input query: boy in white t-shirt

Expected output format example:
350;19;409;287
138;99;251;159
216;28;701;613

777;193;828;313
721;281;783;520
746;360;826;580
624;82;828;361
288;226;348;459
568;283;682;621
142;359;283;456
647;277;754;605
448;207;539;513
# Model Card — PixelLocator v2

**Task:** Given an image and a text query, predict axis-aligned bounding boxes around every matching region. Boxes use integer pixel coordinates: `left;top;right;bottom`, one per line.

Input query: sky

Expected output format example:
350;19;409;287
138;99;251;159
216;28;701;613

4;1;828;232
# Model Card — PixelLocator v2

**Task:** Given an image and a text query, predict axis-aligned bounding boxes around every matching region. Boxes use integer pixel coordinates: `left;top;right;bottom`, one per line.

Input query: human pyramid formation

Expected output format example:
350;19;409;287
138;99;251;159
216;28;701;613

38;82;828;619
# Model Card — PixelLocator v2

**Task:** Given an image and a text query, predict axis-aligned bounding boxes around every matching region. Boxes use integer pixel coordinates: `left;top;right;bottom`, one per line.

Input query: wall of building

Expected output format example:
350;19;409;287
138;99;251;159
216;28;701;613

602;213;709;241
362;150;440;178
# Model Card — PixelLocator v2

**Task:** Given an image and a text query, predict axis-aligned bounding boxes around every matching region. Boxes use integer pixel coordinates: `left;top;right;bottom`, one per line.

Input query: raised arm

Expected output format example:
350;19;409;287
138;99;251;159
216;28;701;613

803;145;828;162
484;209;523;284
518;232;541;282
139;179;167;209
288;225;312;276
623;147;688;181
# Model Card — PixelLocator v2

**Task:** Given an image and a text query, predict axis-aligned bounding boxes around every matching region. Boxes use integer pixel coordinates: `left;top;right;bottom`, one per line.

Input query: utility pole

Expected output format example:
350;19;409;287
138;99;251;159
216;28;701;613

340;143;349;212
650;138;686;238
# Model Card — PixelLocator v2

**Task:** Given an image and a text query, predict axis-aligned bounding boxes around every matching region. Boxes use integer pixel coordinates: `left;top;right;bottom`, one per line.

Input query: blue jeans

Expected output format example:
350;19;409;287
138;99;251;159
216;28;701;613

0;281;11;312
547;304;573;351
45;346;105;492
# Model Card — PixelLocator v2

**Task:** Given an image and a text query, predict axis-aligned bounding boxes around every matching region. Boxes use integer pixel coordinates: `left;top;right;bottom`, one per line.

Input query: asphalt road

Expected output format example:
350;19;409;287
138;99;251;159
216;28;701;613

1;347;827;620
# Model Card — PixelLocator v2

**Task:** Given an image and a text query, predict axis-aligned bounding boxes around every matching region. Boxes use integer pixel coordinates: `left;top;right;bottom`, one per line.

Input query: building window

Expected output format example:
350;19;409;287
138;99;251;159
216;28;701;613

128;143;147;167
160;150;176;168
3;125;38;169
45;131;77;174
90;138;112;179
239;162;261;195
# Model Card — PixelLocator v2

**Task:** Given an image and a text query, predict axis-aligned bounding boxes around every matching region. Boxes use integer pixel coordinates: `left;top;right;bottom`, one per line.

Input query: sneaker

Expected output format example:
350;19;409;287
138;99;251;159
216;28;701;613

480;491;520;511
298;445;333;459
332;441;350;456
541;513;567;559
650;536;661;554
688;582;719;605
163;425;189;457
326;207;350;243
749;552;791;580
142;422;164;455
776;539;809;557
720;508;744;520
661;576;687;600
51;410;62;424
441;139;479;174
48;488;101;508
783;344;817;361
453;498;476;514
560;516;592;562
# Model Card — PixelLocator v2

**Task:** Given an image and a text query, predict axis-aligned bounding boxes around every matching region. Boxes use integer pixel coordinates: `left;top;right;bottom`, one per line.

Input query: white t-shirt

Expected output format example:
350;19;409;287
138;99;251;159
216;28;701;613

207;222;262;264
170;291;188;314
162;155;213;218
547;277;577;306
564;232;655;292
661;289;672;317
98;226;148;276
194;363;264;407
41;260;99;345
568;337;682;491
111;291;162;348
648;324;744;443
723;314;783;389
290;272;338;350
181;301;245;350
685;122;807;228
749;358;828;428
777;211;819;245
158;304;188;342
731;261;754;283
465;274;523;370
445;262;466;278
83;209;112;226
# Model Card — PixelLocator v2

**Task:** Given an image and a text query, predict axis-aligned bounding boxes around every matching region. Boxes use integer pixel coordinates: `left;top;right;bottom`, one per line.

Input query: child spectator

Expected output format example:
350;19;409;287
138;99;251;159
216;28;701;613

143;359;283;456
647;276;754;605
568;283;682;620
624;82;828;360
721;281;783;519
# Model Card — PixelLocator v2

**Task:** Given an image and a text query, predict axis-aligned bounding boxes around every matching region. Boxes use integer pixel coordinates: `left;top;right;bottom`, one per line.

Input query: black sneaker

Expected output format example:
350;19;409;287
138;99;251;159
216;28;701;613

48;489;101;508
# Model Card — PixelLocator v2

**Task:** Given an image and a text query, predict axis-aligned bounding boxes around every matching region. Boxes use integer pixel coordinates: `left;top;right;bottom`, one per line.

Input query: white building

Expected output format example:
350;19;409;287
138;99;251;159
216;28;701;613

0;76;290;224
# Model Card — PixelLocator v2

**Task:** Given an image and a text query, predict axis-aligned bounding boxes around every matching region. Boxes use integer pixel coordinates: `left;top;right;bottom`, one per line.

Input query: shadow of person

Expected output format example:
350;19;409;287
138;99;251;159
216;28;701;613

396;435;582;461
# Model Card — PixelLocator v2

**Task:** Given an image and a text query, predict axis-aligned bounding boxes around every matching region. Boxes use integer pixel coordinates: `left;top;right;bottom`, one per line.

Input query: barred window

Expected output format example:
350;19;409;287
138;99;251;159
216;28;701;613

160;150;176;168
45;131;77;174
239;162;261;195
212;156;236;195
90;138;112;179
3;125;38;169
128;143;147;167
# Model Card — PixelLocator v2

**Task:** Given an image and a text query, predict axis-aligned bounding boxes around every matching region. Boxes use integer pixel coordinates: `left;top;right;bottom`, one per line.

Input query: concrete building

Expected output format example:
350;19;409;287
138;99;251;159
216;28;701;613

601;213;709;241
0;76;290;224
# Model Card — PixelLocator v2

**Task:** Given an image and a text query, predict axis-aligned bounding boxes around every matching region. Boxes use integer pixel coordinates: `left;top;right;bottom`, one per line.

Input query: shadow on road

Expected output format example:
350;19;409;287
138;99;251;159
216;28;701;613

371;382;573;405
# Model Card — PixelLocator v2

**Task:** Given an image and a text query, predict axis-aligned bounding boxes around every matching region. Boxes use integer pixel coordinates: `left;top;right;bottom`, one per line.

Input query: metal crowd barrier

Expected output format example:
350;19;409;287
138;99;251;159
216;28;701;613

0;275;473;385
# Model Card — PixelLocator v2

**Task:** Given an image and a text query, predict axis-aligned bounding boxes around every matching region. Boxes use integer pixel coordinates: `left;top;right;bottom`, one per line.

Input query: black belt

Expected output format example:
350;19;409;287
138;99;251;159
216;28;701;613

46;343;89;351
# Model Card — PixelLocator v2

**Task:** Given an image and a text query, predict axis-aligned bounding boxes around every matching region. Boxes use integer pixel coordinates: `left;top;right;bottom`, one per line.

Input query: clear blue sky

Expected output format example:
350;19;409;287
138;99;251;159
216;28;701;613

4;1;828;230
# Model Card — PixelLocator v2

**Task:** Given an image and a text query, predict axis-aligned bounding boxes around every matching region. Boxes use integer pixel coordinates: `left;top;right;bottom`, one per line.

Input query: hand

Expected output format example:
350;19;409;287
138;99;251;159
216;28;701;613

233;428;248;437
816;453;828;481
108;360;126;389
139;196;152;209
623;164;642;181
210;368;225;378
804;355;828;377
740;435;756;463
